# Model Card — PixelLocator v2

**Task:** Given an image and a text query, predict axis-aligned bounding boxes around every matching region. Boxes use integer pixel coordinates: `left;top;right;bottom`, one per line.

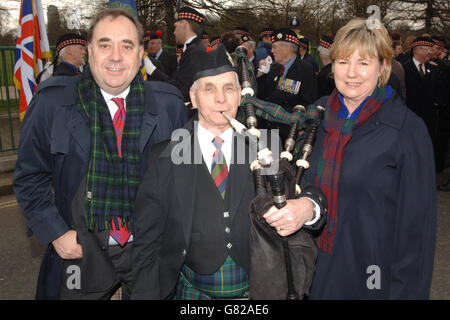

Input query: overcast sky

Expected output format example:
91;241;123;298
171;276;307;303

4;0;89;34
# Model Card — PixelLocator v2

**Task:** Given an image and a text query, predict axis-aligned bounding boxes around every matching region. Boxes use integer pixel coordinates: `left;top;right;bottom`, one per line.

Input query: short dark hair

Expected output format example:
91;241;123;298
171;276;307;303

87;8;143;45
186;20;202;35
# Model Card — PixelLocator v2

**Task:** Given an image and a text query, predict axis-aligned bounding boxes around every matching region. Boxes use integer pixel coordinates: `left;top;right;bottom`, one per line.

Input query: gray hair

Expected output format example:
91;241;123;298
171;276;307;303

317;46;330;60
246;40;256;50
58;47;67;63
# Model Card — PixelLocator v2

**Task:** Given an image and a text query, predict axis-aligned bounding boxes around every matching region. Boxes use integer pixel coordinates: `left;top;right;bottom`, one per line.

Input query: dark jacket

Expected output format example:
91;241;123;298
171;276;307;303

317;63;334;99
132;116;327;299
306;91;436;299
403;57;439;139
150;37;206;101
257;55;318;141
53;62;80;77
257;55;318;112
157;50;178;77
13;74;188;299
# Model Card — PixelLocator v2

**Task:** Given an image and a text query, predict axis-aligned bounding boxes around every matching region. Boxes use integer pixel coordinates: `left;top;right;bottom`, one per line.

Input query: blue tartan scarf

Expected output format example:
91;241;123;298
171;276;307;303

76;66;144;231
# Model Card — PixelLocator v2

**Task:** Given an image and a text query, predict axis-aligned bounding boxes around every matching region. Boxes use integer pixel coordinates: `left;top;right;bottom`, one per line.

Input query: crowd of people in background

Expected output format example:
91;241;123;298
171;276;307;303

20;6;446;300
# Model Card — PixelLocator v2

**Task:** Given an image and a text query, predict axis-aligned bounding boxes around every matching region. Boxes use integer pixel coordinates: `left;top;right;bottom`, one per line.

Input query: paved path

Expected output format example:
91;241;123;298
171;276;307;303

0;173;449;300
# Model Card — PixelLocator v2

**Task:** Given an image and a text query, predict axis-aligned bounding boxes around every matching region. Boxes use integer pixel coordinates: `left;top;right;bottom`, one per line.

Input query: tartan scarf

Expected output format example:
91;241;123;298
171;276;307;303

76;66;144;232
240;95;319;156
315;86;386;254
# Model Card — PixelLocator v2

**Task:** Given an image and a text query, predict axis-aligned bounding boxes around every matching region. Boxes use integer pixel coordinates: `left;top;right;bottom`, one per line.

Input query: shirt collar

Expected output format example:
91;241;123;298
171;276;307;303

155;48;163;59
197;122;233;145
60;61;79;72
183;36;197;52
282;55;297;77
100;86;130;104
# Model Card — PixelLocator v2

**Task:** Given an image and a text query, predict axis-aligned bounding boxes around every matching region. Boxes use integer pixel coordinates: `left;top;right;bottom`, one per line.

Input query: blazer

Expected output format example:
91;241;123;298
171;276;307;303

257;55;318;113
157;50;178;77
403;57;438;138
13;74;188;299
150;37;206;101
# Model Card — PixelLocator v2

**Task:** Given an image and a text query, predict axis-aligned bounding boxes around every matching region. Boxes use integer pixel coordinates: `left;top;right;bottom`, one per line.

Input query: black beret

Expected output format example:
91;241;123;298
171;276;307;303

259;28;275;38
411;36;434;49
320;34;334;49
191;46;236;82
210;36;222;47
56;33;86;54
271;28;300;46
175;7;205;24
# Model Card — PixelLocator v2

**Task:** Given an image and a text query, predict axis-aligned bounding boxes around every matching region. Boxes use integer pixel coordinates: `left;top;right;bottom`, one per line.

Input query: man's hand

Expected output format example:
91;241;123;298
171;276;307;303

263;198;315;237
52;230;83;260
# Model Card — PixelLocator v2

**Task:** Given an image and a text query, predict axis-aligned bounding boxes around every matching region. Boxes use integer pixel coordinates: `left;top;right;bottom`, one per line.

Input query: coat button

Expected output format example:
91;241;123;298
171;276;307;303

182;249;187;256
224;211;230;218
226;242;233;249
101;245;107;251
225;227;231;234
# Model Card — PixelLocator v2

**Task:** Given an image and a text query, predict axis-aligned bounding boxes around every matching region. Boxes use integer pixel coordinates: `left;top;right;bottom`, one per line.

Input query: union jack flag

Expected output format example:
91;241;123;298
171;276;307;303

13;0;51;121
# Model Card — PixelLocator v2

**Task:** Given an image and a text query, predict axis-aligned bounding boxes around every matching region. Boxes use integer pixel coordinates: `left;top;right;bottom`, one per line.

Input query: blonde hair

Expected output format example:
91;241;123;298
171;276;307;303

330;18;393;87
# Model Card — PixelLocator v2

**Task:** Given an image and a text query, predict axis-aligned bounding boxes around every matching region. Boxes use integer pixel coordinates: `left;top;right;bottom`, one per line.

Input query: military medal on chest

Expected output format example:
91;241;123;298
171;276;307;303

276;76;301;95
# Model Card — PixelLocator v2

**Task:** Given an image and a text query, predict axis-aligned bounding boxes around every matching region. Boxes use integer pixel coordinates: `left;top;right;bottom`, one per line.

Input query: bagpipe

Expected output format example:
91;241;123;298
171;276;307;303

227;46;326;300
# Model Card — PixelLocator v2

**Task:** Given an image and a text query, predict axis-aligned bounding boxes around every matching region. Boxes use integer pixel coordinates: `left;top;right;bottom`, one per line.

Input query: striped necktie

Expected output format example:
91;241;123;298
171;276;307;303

419;63;425;77
211;136;228;199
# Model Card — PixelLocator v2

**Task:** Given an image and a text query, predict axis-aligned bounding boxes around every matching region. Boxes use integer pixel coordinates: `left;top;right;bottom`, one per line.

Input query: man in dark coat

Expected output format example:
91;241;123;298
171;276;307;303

53;33;87;76
403;36;439;142
36;33;86;84
144;7;206;102
254;28;274;64
317;34;335;98
298;36;319;75
13;8;187;300
257;28;318;141
132;46;326;300
144;30;177;77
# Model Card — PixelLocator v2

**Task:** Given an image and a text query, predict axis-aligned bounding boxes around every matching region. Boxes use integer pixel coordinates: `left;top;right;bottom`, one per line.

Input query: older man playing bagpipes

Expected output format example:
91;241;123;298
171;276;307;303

132;44;328;300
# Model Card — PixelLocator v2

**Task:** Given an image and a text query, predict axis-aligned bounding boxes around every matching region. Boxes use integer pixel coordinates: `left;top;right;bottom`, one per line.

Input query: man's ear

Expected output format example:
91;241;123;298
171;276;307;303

189;88;198;109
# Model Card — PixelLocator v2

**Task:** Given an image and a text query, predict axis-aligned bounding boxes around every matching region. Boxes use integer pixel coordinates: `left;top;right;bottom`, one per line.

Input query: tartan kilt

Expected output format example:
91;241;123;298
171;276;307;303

175;255;249;300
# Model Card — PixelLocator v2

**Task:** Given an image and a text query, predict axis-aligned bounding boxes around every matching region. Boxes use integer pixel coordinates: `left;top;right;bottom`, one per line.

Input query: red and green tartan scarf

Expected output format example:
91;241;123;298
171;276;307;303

315;86;386;254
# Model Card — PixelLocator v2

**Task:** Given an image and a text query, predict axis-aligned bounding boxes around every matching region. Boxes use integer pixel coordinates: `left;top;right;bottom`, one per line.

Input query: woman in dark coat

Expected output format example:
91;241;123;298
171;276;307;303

305;18;436;299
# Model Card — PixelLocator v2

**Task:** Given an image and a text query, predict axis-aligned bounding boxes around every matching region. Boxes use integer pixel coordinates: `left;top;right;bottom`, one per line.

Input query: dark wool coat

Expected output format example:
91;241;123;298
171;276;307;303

150;37;206;101
13;74;187;299
305;91;436;299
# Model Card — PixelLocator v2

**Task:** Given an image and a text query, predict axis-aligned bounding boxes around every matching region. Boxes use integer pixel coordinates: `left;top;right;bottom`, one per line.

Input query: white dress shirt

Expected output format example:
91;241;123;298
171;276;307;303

183;36;197;53
100;87;130;119
412;57;426;75
196;122;319;225
197;122;233;172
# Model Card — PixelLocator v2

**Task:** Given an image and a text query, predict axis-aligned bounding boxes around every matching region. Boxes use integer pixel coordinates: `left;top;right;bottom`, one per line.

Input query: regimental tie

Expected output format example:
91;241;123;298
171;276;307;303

110;97;132;246
279;65;285;77
419;63;425;77
211;136;228;199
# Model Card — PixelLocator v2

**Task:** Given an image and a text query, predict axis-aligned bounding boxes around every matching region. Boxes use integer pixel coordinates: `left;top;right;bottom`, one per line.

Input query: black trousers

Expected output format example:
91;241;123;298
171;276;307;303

59;242;133;300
